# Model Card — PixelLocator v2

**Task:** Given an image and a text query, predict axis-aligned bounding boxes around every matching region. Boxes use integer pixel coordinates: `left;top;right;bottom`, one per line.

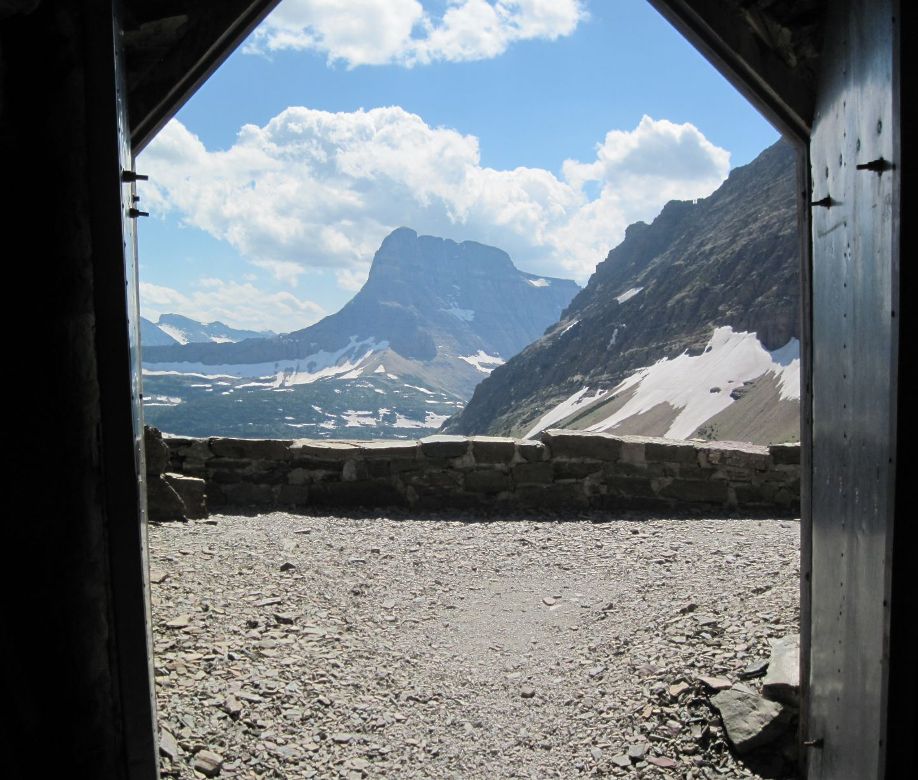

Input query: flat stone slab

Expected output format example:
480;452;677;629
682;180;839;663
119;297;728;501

516;439;548;461
540;429;624;461
357;440;420;458
697;439;771;470
768;443;800;465
290;440;365;460
762;634;800;705
697;439;770;455
209;437;291;460
712;688;793;754
419;435;469;459
469;436;518;463
164;472;207;519
159;728;179;761
192;749;223;777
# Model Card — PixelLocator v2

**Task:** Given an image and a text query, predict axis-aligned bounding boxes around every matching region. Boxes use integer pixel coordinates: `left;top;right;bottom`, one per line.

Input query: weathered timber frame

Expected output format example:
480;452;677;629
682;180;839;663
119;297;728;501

3;1;911;778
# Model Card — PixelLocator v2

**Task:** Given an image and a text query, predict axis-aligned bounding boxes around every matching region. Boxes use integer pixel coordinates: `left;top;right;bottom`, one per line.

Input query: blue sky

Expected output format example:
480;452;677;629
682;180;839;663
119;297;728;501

138;0;779;333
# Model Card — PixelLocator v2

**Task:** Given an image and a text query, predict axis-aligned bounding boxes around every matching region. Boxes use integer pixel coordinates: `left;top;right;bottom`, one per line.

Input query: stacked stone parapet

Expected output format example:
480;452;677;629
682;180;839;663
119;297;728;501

159;429;800;516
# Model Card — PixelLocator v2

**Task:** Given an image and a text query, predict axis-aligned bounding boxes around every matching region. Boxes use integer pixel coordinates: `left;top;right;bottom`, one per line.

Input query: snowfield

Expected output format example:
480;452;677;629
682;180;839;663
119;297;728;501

526;326;800;440
615;286;644;304
459;350;505;374
523;387;610;439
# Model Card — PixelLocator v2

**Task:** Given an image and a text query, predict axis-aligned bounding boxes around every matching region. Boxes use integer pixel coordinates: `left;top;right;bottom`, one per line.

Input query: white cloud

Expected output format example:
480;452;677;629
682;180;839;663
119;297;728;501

139;108;730;284
245;0;586;67
250;258;308;285
336;267;370;291
140;279;326;334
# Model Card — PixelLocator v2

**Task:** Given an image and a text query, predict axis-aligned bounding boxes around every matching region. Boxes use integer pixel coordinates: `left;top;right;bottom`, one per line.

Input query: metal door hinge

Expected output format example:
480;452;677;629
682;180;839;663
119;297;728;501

855;157;894;174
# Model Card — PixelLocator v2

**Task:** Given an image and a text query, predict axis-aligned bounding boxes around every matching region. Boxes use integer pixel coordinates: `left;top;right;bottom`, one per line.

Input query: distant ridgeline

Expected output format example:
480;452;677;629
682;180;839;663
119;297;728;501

443;141;801;446
141;229;579;439
141;314;275;347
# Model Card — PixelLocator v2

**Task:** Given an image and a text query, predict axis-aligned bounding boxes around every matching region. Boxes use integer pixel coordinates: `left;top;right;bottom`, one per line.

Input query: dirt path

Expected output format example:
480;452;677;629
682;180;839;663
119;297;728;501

150;511;799;779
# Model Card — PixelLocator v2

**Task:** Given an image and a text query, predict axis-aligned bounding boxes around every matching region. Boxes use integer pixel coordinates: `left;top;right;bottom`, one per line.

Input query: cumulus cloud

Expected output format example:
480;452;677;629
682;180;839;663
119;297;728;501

140;279;326;334
139;108;730;284
335;267;370;292
244;0;586;67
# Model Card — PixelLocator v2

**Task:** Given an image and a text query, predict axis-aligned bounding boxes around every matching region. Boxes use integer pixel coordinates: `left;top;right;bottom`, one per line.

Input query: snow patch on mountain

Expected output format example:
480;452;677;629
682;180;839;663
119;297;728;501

459;350;505;374
157;324;190;345
143;369;240;380
524;387;610;439
145;395;183;407
768;339;801;401
343;410;377;427
527;278;550;288
146;337;386;387
393;411;451;429
442;306;475;322
615;287;644;304
585;327;800;439
338;408;449;430
559;320;579;336
272;337;384;387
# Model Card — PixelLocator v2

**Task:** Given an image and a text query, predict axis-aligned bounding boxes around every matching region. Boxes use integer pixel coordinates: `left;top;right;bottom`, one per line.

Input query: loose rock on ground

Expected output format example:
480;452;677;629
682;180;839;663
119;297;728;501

150;510;799;779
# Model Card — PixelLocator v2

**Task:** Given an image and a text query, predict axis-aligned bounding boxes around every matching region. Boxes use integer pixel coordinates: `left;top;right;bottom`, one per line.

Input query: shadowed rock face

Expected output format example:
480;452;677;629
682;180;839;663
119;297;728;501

443;141;800;438
356;228;580;360
142;227;579;370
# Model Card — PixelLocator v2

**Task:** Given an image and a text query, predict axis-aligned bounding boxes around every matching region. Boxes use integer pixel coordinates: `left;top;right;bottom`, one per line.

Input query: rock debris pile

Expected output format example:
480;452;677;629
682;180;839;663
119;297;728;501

150;511;799;779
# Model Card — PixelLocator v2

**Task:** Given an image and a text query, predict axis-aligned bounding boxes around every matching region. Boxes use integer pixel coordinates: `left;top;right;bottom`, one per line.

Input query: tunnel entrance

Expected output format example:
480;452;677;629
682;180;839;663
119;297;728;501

6;1;907;779
136;3;805;778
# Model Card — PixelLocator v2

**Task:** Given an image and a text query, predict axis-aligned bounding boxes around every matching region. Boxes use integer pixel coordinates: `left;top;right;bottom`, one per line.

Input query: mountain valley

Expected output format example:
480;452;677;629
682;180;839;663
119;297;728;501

141;228;579;438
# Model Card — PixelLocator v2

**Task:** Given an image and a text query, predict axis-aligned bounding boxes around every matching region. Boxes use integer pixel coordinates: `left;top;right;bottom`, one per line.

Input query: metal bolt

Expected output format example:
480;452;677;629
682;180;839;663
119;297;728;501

810;196;835;208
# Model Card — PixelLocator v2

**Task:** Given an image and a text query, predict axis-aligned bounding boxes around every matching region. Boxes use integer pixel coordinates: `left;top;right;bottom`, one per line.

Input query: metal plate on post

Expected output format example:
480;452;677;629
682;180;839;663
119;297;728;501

808;0;897;777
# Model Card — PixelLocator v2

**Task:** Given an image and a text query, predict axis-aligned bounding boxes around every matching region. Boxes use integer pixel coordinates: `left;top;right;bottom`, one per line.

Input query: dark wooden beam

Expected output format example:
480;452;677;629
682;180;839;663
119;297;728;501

127;0;280;152
646;0;817;140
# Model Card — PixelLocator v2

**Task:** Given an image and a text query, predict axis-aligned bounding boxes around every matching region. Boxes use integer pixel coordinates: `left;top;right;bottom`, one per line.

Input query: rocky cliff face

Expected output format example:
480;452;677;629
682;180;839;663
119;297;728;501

443;141;801;444
141;228;579;439
355;228;580;362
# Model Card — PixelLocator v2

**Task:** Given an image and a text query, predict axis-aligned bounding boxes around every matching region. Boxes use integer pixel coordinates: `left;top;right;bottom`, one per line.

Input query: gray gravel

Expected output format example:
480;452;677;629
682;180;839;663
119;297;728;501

149;511;799;779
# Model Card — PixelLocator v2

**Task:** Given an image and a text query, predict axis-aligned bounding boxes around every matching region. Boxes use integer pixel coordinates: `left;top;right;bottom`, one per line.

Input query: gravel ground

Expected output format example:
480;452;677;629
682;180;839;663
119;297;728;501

149;511;799;779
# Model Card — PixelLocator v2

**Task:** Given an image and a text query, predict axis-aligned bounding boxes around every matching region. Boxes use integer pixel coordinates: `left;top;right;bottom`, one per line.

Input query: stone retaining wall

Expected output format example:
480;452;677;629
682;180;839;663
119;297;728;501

161;430;800;516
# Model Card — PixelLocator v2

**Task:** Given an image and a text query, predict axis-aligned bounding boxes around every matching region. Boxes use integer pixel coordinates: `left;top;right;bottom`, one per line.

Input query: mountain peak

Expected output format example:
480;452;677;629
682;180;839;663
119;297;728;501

379;226;418;246
368;226;515;283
